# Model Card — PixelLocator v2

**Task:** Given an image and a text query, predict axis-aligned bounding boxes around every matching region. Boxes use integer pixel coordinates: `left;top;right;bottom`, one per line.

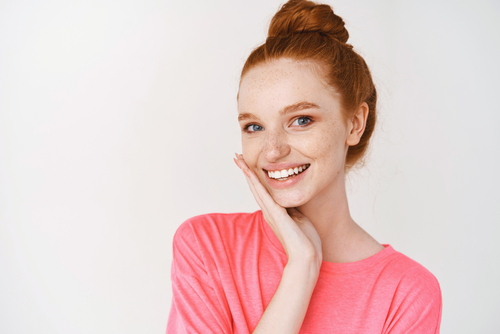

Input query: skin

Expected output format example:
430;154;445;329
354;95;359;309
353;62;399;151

236;58;383;264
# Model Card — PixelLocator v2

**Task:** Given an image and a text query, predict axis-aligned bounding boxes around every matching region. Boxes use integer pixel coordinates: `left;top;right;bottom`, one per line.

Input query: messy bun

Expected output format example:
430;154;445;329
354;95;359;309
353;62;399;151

239;0;377;173
268;0;349;44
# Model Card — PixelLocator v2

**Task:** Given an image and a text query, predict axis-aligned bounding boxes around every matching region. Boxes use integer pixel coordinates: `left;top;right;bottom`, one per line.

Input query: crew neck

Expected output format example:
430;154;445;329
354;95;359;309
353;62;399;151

257;210;396;274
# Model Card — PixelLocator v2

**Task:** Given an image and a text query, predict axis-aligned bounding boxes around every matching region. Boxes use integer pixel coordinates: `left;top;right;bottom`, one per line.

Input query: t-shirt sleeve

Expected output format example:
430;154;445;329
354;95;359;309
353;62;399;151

166;220;233;334
384;265;442;334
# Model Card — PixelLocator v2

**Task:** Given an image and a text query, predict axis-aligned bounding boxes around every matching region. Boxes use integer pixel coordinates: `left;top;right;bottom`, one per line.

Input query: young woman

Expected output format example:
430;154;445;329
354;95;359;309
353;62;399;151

166;1;442;333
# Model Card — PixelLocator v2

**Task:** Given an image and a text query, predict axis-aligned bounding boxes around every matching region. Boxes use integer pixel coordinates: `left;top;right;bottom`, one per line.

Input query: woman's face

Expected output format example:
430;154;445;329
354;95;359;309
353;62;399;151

237;58;358;208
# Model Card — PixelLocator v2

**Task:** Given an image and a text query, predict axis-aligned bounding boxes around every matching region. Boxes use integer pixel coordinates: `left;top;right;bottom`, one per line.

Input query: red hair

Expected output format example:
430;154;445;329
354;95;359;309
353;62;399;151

239;0;377;172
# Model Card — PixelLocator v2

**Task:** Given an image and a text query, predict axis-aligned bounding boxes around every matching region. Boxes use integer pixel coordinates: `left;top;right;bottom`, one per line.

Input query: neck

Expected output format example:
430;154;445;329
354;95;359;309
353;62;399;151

297;169;381;263
298;169;353;242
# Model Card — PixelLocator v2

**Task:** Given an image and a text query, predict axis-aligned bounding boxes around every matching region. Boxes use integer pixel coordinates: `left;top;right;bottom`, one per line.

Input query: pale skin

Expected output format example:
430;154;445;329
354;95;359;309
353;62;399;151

234;58;384;333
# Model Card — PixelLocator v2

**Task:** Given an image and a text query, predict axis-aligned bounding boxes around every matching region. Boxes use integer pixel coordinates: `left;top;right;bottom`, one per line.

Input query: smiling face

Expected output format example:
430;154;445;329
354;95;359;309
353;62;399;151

238;58;356;208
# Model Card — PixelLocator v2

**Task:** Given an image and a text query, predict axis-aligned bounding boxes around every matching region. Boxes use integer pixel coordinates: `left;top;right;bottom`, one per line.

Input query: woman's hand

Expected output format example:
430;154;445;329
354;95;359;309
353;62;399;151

234;154;323;268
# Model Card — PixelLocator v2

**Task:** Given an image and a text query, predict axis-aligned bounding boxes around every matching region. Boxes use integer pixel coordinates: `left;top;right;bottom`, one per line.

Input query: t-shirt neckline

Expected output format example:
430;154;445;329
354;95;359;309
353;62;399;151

257;210;396;274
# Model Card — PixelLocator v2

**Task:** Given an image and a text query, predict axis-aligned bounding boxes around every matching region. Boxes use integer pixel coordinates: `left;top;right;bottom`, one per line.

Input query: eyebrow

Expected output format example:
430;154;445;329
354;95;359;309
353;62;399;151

238;101;320;122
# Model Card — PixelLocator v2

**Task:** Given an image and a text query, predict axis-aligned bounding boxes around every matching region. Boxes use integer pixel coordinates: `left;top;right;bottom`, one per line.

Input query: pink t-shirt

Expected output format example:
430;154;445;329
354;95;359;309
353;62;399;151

166;211;442;333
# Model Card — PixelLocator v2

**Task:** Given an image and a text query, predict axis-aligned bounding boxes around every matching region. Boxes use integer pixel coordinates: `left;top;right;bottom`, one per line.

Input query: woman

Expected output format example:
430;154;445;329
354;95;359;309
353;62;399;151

167;0;442;333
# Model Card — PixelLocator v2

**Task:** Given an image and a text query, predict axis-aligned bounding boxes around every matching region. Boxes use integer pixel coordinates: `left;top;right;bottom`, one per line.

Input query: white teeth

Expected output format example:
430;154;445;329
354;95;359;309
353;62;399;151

267;164;309;179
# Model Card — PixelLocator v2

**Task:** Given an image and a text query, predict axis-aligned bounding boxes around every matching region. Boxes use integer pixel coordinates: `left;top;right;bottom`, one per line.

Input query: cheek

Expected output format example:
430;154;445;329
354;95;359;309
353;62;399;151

320;118;345;146
293;128;339;158
241;137;260;168
292;124;346;168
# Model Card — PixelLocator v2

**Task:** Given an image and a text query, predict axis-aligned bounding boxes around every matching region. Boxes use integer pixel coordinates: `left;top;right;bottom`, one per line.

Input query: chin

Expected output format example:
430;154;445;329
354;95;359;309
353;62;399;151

272;190;310;208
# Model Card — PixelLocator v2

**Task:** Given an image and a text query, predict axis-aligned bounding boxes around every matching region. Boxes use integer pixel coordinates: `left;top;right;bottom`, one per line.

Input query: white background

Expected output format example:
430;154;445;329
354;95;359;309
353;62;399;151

1;0;499;333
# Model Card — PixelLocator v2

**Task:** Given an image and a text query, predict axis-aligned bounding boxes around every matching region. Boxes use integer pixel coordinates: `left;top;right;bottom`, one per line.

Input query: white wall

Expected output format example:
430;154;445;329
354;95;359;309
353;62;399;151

0;0;499;333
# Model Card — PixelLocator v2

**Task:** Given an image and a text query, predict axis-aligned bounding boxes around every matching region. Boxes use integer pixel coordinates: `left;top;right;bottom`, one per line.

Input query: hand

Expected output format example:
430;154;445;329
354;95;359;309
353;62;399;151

234;154;323;268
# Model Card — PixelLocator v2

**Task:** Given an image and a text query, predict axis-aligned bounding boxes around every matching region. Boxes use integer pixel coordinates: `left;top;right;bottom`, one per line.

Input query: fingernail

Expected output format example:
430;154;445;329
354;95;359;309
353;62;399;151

235;153;239;159
233;158;241;169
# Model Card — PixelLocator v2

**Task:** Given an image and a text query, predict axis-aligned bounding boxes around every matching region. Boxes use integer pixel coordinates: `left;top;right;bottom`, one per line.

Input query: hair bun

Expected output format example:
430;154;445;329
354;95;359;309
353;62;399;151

268;0;349;44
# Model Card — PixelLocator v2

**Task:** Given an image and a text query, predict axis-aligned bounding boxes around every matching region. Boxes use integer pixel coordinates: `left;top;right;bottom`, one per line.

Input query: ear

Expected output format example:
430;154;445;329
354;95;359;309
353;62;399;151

346;102;369;146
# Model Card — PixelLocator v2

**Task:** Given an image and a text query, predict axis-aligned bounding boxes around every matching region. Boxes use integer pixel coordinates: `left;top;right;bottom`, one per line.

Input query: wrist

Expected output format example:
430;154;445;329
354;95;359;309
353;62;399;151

284;258;321;283
287;250;322;271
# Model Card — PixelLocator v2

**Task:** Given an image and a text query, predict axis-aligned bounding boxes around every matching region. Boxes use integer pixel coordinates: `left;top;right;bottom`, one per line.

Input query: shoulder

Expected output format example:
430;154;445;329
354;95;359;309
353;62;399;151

170;211;264;280
387;250;441;296
382;249;442;333
172;211;263;252
177;211;261;229
174;211;261;239
379;248;441;302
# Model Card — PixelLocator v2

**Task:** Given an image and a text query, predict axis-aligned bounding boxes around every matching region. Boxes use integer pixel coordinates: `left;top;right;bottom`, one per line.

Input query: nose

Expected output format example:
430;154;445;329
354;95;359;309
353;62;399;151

263;130;291;162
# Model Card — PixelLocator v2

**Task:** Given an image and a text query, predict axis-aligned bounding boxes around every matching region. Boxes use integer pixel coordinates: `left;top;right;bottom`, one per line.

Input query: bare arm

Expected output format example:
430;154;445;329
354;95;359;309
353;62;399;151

235;154;322;334
252;260;320;334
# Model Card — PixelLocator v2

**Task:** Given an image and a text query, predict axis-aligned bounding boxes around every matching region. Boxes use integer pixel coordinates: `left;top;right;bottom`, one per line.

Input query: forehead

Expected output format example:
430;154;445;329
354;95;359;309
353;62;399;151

238;58;337;114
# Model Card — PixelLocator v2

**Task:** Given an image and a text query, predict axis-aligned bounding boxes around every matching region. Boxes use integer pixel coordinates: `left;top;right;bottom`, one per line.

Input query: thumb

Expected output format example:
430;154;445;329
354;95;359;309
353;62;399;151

286;207;307;222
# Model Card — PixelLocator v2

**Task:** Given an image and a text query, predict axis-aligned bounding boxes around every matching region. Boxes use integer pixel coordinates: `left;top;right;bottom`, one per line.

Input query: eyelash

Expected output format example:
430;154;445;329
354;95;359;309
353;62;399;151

243;116;313;133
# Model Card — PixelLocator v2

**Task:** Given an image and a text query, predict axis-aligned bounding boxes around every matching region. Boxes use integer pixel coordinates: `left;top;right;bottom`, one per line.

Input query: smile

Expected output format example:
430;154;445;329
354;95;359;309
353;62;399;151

266;164;310;181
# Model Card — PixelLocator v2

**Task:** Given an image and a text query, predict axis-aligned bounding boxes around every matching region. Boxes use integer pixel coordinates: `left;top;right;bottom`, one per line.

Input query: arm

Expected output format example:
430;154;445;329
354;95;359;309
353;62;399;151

235;155;323;334
385;266;442;334
166;221;232;334
252;260;320;334
167;274;232;334
167;154;322;334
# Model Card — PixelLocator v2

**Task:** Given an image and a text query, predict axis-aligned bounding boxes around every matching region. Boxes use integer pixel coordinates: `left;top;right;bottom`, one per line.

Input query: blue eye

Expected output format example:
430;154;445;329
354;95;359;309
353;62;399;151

246;124;264;132
292;117;312;126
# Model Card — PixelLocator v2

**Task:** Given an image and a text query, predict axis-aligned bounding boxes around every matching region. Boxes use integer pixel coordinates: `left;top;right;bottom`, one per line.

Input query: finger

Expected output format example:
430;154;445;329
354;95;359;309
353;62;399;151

243;167;282;233
242;171;287;245
236;156;292;253
234;154;282;224
246;178;274;223
286;207;309;226
233;158;241;170
235;155;270;214
236;155;287;220
243;161;284;214
236;155;272;208
287;207;306;219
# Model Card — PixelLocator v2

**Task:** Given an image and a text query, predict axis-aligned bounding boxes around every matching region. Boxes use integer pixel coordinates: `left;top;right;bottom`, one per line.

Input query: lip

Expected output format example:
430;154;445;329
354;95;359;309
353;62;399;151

264;164;310;190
